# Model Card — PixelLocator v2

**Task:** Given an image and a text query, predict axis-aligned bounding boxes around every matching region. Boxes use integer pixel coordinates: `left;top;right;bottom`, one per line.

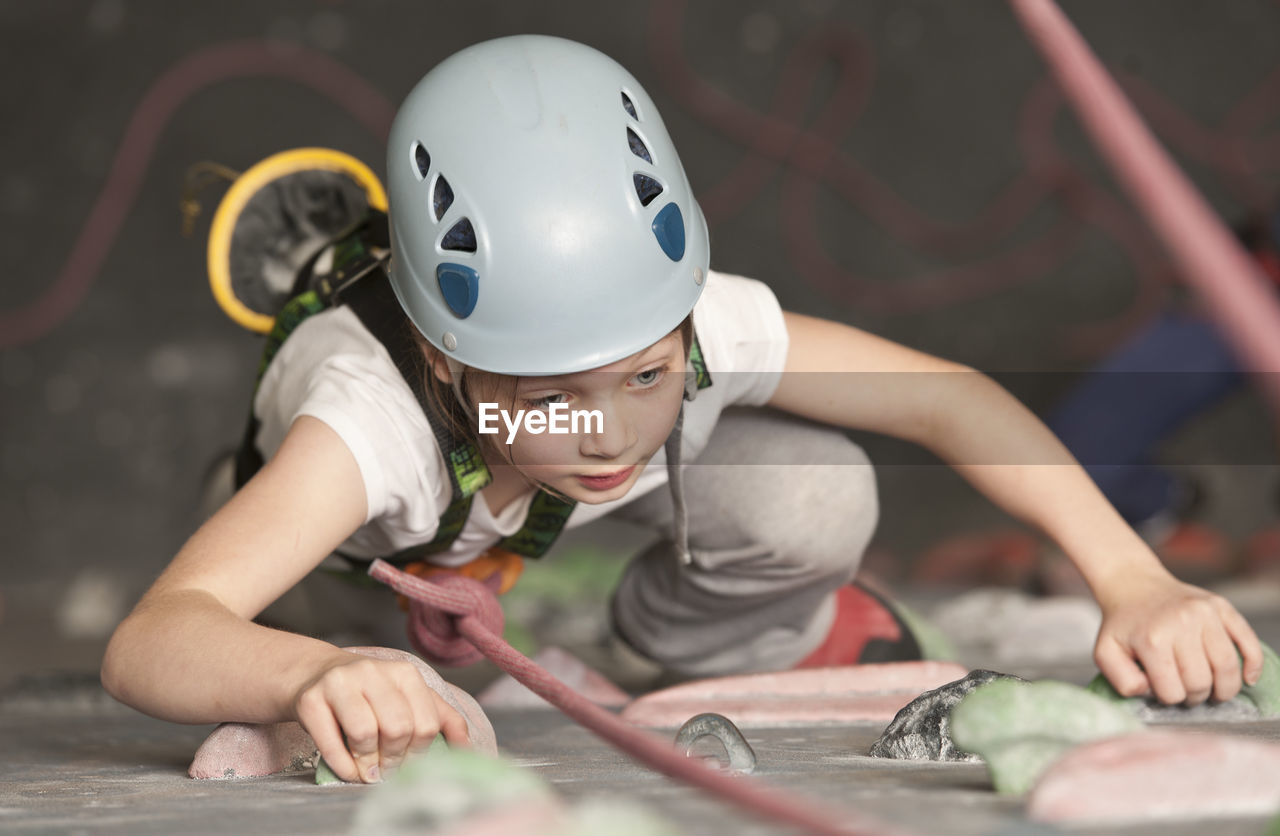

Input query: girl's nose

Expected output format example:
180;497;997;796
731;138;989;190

579;405;635;460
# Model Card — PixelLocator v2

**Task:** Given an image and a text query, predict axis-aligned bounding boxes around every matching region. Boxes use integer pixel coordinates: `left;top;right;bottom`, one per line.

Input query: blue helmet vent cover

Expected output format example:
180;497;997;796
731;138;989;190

655;202;686;261
652;202;686;262
437;263;480;319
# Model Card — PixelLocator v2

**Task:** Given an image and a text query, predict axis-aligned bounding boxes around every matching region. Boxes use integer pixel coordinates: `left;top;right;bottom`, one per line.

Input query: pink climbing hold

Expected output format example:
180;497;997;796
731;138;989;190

1028;731;1280;824
188;646;497;779
477;647;631;709
621;661;969;728
189;721;316;779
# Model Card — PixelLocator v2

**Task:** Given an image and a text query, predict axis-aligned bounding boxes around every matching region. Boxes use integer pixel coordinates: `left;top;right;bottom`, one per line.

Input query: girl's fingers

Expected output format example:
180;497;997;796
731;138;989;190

1094;635;1150;698
1203;619;1245;703
1172;637;1214;706
299;657;477;783
395;665;470;752
1215;597;1264;685
430;691;472;747
296;690;360;783
327;688;382;782
363;683;416;773
1134;638;1185;705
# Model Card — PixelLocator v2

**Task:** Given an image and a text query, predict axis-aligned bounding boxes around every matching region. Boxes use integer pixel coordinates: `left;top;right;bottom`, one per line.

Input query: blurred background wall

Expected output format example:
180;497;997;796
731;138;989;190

3;0;1279;683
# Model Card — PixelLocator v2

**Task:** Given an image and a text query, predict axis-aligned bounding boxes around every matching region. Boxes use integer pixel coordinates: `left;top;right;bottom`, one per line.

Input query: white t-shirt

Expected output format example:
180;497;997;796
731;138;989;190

252;270;790;566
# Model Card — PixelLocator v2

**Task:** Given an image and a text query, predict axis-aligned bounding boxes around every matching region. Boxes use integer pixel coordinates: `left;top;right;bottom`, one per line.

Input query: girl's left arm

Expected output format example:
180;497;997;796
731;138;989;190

768;311;1263;705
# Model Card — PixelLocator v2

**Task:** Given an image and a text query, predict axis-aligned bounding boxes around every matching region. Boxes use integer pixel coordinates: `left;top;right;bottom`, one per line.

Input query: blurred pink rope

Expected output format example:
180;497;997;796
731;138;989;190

1009;0;1280;409
648;0;1280;340
0;41;394;349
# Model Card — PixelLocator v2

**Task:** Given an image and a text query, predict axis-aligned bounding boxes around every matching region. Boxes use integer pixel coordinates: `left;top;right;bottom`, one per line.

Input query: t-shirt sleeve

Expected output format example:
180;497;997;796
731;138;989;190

690;270;790;406
252;307;447;540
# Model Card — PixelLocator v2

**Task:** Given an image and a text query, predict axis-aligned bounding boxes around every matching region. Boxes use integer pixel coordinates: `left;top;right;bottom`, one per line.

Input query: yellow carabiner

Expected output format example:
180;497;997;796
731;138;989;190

205;148;387;333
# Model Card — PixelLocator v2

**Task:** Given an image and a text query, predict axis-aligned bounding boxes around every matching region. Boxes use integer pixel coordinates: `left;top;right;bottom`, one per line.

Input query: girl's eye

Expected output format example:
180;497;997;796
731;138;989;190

631;368;664;388
526;393;567;410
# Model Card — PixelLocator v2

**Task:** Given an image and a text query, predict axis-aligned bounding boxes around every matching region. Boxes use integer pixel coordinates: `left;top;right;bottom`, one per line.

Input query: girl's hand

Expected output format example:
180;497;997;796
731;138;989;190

293;653;470;783
1094;568;1264;705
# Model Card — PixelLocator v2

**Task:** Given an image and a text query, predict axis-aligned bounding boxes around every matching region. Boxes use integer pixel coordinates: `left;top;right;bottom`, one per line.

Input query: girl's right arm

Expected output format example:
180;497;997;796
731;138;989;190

101;415;468;783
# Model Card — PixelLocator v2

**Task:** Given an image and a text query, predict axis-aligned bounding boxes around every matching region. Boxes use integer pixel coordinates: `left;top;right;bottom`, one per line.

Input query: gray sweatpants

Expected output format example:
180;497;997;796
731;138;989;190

610;407;878;678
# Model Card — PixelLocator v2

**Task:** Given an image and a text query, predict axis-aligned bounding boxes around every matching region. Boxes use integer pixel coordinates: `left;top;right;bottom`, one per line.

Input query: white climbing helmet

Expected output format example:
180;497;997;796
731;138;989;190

385;35;710;375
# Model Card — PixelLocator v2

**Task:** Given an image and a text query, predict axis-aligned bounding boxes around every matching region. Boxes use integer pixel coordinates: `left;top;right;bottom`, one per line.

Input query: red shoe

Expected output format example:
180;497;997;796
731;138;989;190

911;529;1040;589
1153;521;1234;583
1243;524;1280;579
795;582;921;668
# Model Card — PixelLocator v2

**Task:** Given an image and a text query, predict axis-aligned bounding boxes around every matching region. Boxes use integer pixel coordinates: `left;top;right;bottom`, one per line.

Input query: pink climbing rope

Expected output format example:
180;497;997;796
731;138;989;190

369;560;895;836
1008;0;1280;411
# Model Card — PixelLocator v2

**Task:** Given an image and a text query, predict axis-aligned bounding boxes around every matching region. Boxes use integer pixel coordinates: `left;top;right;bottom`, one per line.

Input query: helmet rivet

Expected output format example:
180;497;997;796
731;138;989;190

693;267;705;286
442;332;458;351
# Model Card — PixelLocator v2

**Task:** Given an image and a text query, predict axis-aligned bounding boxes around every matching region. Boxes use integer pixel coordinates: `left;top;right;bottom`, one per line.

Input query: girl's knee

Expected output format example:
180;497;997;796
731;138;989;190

714;439;878;580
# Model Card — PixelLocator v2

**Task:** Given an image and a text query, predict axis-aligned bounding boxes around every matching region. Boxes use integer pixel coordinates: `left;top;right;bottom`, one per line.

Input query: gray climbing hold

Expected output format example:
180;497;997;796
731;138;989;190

870;669;1024;762
950;679;1143;795
674;712;757;774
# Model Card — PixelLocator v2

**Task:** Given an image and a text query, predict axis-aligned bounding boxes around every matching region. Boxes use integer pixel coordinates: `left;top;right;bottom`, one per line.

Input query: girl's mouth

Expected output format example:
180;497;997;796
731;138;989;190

575;466;635;491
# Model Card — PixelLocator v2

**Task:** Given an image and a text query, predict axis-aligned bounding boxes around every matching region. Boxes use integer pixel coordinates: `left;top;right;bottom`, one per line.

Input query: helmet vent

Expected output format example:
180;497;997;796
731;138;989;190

633;173;664;207
412;142;431;180
433;175;454;221
621;91;637;119
441;218;477;253
627;128;652;164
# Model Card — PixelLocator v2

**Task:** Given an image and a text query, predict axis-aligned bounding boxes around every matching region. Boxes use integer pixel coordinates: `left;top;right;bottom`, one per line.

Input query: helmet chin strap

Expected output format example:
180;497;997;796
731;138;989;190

664;404;691;566
665;349;702;567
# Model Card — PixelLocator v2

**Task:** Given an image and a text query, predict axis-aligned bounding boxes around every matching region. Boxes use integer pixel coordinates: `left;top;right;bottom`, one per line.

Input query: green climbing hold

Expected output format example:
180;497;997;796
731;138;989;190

348;742;550;831
1242;642;1280;717
1084;672;1146;713
314;734;446;786
314;756;342;786
951;679;1143;795
558;799;682;836
1084;640;1280;719
1265;807;1280;836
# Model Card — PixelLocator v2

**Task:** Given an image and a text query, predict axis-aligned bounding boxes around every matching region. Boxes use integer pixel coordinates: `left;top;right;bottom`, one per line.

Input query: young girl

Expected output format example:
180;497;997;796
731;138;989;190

102;34;1263;786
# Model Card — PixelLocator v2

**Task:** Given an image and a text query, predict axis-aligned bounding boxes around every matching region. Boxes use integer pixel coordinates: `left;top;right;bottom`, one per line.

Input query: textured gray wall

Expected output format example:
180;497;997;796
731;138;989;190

2;1;1278;621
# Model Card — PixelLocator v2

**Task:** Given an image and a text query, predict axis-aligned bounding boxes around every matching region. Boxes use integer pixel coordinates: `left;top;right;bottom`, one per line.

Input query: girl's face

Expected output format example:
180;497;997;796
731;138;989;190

467;332;686;504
